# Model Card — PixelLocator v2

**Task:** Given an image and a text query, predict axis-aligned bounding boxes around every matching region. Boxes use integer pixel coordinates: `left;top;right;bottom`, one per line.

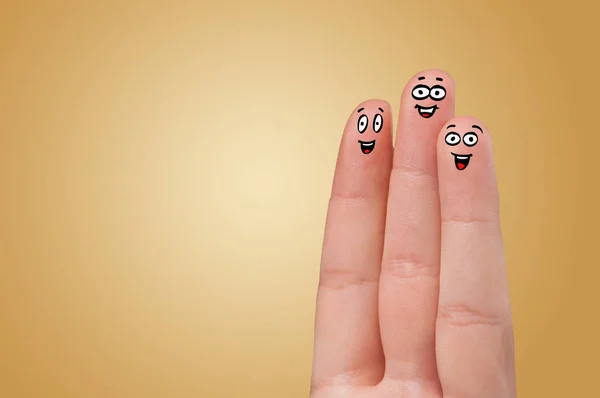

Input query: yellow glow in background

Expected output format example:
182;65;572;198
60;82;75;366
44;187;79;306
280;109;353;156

1;1;598;397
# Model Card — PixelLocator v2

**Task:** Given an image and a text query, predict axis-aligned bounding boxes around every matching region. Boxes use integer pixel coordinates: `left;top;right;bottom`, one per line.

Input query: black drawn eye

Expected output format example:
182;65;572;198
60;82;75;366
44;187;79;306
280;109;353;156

445;132;461;146
463;132;478;147
411;85;430;100
373;114;383;133
430;85;446;101
357;114;369;133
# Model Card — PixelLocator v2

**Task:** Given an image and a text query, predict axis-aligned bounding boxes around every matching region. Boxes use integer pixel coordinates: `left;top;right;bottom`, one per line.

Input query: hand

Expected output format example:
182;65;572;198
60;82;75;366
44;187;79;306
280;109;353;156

310;70;515;398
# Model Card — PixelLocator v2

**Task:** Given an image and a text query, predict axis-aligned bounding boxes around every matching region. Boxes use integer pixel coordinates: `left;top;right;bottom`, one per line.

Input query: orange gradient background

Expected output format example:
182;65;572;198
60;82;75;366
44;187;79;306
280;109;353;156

1;1;598;397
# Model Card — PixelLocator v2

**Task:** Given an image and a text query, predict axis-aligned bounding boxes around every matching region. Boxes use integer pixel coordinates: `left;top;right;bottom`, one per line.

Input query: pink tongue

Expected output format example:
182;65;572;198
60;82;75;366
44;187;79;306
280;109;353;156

457;162;466;170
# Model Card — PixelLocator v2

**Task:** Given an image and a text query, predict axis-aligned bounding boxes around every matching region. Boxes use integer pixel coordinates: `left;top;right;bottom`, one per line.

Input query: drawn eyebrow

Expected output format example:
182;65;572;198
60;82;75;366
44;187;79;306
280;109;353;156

446;124;456;129
357;107;364;113
418;76;425;80
378;107;384;112
472;125;483;133
436;77;443;81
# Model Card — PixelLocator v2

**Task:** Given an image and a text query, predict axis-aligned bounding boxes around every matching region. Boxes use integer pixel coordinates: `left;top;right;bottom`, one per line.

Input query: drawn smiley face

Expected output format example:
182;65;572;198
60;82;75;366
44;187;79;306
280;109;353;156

356;106;384;154
411;76;447;118
444;123;483;170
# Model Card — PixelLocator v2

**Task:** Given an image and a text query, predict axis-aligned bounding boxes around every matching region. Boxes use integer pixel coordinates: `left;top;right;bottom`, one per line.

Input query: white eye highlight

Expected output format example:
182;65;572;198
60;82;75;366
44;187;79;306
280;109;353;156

357;114;368;133
373;114;383;133
445;132;461;146
463;132;478;147
430;85;446;100
411;85;430;100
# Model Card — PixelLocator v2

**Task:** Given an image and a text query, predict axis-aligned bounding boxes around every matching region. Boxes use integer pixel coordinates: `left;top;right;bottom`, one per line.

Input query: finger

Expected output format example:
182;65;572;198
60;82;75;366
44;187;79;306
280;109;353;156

311;100;393;392
435;117;516;398
378;70;454;388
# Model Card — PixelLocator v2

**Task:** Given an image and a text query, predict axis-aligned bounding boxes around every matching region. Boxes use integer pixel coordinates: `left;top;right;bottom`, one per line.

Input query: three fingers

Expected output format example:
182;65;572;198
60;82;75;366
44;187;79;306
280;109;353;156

311;71;514;398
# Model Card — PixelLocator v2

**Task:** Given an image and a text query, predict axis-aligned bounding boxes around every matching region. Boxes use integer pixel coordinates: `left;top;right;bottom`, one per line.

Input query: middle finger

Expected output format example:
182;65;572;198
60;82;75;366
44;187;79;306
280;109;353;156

378;70;454;390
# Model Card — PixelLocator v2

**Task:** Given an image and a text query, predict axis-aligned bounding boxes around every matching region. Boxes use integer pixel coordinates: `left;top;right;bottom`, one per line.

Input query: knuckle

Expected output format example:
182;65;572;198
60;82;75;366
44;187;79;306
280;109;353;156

437;304;511;328
381;257;439;280
329;193;369;209
318;266;378;291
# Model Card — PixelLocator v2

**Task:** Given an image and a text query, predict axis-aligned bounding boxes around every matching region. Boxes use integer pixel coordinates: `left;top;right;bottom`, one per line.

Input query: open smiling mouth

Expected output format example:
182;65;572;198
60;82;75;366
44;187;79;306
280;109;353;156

452;152;472;170
415;104;438;118
358;140;376;154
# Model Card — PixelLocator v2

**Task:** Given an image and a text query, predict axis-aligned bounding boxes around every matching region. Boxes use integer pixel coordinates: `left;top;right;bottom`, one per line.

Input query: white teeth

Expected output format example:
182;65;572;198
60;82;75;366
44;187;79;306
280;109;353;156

456;155;469;160
419;107;434;113
362;142;374;147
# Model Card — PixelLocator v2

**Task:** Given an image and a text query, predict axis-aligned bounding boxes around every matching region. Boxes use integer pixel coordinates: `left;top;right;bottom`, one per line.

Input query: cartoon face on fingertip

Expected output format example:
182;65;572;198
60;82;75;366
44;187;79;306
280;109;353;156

356;106;384;155
444;123;483;171
411;75;447;119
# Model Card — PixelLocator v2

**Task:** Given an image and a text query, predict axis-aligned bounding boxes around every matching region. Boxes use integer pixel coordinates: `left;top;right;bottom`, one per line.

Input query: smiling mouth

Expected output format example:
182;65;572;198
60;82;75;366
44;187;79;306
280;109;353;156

358;140;376;154
452;152;472;170
414;104;438;118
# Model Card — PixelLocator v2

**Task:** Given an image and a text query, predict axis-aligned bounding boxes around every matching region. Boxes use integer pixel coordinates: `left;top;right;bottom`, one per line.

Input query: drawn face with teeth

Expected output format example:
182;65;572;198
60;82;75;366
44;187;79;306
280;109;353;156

356;106;384;154
411;75;447;119
444;123;483;170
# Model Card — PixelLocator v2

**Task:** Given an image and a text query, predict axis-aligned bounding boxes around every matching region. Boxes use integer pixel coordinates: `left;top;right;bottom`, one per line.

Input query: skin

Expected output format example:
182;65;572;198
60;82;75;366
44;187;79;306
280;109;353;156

310;70;515;398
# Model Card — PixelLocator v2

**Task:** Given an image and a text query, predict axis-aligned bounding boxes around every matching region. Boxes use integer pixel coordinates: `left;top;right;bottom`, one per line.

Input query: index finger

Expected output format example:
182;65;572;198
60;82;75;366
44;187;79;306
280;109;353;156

311;99;393;393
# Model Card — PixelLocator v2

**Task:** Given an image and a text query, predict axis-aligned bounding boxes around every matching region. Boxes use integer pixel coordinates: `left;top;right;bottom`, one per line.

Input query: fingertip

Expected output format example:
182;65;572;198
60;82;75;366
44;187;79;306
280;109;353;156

399;69;455;125
352;99;391;111
346;99;392;131
437;116;492;153
437;116;498;219
337;99;393;170
403;69;455;96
